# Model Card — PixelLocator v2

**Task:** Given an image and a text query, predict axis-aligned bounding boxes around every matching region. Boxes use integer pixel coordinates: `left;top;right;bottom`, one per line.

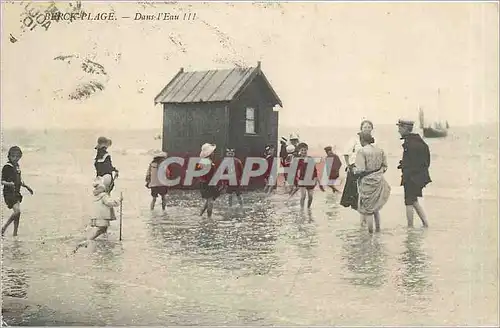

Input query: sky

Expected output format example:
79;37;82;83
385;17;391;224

1;1;498;130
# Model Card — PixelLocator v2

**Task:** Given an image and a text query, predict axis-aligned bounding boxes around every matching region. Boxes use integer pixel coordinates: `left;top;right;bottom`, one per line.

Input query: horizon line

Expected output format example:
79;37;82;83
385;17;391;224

1;122;498;131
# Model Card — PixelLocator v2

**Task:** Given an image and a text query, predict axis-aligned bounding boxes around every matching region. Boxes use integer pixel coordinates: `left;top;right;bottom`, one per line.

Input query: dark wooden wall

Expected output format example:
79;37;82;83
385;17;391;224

162;103;228;158
228;73;279;158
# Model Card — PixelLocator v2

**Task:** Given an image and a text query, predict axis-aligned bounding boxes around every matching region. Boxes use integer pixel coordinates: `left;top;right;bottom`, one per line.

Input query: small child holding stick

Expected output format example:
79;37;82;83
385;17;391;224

74;178;122;252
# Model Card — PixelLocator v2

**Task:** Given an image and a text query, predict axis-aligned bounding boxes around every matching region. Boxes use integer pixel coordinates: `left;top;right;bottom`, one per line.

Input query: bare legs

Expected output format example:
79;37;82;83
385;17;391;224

74;226;109;253
161;195;167;211
361;211;381;234
299;188;314;209
151;195;167;211
89;227;108;240
228;193;243;207
2;203;21;237
374;211;381;231
406;200;429;228
200;198;214;218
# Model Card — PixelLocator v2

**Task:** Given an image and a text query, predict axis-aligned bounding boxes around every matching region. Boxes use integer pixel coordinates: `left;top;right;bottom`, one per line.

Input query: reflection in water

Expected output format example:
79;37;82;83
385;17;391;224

340;229;387;288
146;192;282;276
397;230;432;295
2;267;29;299
2;241;30;299
287;209;318;262
89;240;124;274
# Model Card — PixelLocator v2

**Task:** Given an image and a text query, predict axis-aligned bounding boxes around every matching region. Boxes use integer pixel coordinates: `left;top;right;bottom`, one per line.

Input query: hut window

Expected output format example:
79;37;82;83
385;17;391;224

245;107;256;134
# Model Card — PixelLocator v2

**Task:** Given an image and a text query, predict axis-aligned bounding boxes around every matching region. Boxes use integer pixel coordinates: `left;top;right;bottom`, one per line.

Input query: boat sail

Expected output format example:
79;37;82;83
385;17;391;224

418;89;449;138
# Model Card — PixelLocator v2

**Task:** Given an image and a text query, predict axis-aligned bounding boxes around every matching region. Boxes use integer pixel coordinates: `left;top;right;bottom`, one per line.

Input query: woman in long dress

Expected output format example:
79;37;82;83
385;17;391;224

340;120;374;210
354;132;391;233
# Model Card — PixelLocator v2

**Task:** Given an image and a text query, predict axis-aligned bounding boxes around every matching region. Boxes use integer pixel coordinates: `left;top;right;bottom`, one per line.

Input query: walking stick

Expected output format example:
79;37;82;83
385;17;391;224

119;192;123;241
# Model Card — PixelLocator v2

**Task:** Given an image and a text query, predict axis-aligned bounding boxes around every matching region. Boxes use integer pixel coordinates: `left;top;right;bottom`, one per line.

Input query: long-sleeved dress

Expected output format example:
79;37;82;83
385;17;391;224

354;144;391;215
91;190;121;228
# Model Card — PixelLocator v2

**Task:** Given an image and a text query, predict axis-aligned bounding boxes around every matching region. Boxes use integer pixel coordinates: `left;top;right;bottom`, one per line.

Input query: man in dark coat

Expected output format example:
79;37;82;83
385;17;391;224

397;119;431;228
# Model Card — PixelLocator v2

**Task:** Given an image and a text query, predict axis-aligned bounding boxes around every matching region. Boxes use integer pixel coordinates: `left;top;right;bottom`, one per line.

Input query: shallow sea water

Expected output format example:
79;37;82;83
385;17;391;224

1;126;498;325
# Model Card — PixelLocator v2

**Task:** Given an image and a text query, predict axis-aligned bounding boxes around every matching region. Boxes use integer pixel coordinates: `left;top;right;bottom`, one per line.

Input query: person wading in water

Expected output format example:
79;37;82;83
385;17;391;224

145;150;169;211
341;120;374;214
1;146;34;237
198;143;223;219
281;144;296;193
263;144;278;195
323;145;342;193
221;147;244;208
74;178;123;252
397;119;430;228
353;132;391;233
289;142;325;208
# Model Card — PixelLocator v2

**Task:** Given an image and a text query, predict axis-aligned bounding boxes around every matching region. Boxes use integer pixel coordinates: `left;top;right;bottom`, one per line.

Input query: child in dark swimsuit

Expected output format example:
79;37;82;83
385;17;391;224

1;146;34;237
220;148;244;207
290;143;324;208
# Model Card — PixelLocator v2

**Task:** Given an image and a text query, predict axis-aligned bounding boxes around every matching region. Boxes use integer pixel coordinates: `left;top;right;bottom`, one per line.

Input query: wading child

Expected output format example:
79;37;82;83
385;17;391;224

74;179;123;251
323;146;342;193
94;136;119;193
145;151;169;211
198;143;222;219
290;143;325;208
281;144;295;193
1;146;34;237
263;144;277;195
222;148;244;207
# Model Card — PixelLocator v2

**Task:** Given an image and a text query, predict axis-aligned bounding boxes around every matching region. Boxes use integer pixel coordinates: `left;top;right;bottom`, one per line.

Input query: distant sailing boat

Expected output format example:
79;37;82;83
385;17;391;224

418;89;449;138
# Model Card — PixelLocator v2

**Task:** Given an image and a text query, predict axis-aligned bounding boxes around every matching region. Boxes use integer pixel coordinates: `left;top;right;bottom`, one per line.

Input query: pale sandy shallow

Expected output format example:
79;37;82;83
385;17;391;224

2;186;498;326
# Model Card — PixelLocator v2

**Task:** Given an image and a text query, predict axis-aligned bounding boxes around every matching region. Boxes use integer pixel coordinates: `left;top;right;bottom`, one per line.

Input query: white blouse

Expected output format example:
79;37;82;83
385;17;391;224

342;135;376;166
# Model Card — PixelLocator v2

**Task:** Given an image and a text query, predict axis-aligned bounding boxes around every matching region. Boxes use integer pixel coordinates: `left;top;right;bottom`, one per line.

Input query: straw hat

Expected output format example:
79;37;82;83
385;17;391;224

286;145;295;153
289;133;299;140
200;143;216;158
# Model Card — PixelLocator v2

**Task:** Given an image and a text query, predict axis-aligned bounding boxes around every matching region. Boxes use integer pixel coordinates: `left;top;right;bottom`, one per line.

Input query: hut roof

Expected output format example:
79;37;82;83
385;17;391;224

154;62;282;107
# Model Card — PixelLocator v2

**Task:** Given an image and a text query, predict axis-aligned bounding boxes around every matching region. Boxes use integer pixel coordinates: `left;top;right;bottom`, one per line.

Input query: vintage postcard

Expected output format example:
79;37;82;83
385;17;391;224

1;1;498;326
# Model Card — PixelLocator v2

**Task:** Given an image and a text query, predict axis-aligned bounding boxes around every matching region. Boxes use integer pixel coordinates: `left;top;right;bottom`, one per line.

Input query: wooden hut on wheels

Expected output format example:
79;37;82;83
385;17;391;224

154;61;283;189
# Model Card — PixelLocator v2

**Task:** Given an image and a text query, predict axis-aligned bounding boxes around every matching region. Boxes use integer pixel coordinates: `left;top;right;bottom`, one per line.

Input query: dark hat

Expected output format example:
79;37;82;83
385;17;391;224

324;146;333;152
297;142;308;150
95;136;111;149
396;119;414;127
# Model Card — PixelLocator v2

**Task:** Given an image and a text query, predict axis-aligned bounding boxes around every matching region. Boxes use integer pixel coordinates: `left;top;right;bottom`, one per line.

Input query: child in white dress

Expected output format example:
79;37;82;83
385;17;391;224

74;179;122;252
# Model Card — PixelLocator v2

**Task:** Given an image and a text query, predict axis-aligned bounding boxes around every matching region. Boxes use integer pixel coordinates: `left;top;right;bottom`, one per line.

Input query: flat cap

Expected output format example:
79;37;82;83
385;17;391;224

396;119;414;126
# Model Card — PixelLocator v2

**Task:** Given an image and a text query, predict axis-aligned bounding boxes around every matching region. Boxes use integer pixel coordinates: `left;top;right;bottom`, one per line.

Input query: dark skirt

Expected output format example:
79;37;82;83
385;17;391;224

340;170;358;210
200;182;221;200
